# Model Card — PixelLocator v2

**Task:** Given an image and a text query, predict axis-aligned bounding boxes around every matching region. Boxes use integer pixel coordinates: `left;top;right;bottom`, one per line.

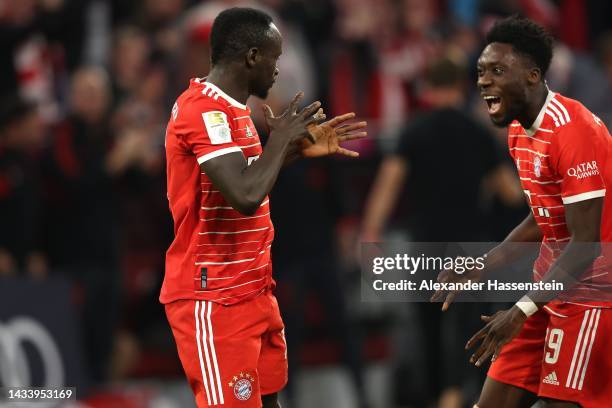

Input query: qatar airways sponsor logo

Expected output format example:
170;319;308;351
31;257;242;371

567;161;599;179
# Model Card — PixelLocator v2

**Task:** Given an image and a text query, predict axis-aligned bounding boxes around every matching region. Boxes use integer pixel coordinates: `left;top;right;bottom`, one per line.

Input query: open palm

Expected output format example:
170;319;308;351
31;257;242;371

303;112;367;158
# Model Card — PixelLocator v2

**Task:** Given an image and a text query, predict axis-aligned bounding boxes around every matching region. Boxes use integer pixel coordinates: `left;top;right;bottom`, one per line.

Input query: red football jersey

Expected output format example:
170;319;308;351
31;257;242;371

508;91;612;302
161;79;274;305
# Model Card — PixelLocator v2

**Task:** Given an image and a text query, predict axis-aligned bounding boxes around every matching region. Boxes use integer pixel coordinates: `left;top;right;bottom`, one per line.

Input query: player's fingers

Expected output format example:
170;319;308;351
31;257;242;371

437;269;450;283
312;108;326;122
336;121;367;134
442;291;457;311
475;340;497;367
336;147;359;158
470;330;494;363
325;112;356;127
466;325;489;350
262;104;275;121
492;344;503;362
299;100;322;120
338;132;367;142
430;289;445;303
286;92;304;115
480;314;493;322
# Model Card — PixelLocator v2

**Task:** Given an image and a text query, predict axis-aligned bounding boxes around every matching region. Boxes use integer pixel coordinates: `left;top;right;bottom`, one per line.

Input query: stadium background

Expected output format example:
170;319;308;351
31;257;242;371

0;0;611;407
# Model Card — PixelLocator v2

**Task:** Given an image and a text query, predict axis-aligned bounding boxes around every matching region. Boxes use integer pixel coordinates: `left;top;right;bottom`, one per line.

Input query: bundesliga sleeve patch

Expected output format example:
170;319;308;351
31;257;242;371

202;111;231;145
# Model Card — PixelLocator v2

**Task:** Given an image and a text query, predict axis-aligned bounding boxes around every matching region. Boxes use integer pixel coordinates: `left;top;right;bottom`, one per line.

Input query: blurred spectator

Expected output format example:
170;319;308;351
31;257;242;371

110;26;151;105
361;53;522;243
361;54;523;407
43;66;120;382
0;96;47;278
598;31;612;85
0;1;609;405
272;156;370;408
0;0;89;120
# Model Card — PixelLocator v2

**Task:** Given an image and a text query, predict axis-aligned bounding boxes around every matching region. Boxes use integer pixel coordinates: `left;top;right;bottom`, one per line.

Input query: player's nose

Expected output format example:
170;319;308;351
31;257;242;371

477;72;492;89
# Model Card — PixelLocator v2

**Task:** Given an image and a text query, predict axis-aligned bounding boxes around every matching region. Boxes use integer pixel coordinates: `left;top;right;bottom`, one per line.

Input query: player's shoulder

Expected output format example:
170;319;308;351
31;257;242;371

549;93;605;134
178;78;233;116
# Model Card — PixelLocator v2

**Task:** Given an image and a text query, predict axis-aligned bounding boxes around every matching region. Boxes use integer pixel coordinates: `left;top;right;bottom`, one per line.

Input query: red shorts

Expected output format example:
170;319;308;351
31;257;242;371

165;291;288;407
488;302;612;408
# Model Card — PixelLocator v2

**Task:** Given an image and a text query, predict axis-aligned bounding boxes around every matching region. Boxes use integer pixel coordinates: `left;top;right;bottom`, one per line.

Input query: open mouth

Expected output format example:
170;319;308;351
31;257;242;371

484;95;502;115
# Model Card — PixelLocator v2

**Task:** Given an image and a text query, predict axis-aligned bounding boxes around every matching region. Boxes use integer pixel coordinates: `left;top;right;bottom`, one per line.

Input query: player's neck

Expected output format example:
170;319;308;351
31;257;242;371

206;67;249;105
518;84;548;129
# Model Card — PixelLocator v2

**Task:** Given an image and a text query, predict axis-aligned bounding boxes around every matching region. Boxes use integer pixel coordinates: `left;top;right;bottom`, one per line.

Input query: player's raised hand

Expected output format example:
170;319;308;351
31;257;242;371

262;92;323;144
302;112;367;158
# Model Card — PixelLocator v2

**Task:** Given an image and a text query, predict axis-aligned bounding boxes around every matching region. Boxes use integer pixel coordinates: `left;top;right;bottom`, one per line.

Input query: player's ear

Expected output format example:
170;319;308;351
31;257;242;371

246;47;259;68
527;67;541;85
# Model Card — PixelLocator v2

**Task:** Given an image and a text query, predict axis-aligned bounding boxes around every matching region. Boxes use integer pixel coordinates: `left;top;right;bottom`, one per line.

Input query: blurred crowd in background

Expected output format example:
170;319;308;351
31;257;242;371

1;0;611;407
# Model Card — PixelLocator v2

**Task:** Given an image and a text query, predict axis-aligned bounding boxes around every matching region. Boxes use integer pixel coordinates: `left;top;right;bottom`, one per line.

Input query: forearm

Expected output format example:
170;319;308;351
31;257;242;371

361;194;394;240
361;157;406;239
282;142;303;166
485;212;542;270
527;239;600;306
238;134;292;212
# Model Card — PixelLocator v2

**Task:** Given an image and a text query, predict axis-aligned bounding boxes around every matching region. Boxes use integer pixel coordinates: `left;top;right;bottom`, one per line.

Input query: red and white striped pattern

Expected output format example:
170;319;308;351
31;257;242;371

195;301;224;405
565;308;602;390
545;97;571;128
162;77;273;305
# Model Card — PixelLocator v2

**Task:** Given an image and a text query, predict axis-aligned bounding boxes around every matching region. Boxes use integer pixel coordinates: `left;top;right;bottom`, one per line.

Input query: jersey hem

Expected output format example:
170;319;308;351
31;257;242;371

561;189;606;204
159;285;270;306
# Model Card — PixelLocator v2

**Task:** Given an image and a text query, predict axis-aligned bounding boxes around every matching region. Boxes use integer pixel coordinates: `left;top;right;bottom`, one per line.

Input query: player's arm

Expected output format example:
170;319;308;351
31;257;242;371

483;211;542;270
431;211;542;310
360;155;408;241
465;199;602;367
519;198;602;310
202;93;321;215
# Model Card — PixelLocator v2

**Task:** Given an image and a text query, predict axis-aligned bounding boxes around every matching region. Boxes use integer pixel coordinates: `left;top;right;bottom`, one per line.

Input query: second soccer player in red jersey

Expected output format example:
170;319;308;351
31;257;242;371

161;7;366;408
432;16;611;408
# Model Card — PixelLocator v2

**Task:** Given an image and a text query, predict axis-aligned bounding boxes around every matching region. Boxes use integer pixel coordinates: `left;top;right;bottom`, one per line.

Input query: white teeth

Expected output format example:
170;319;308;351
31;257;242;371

483;96;498;101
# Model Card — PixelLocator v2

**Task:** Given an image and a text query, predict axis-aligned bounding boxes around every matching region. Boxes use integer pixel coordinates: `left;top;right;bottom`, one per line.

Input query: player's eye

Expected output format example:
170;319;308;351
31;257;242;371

477;68;484;77
493;67;504;75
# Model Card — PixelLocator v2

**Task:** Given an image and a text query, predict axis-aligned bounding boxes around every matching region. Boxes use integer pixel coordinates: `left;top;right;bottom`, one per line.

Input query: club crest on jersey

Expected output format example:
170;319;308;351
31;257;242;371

245;126;253;137
567;161;599;179
534;156;541;177
229;372;255;401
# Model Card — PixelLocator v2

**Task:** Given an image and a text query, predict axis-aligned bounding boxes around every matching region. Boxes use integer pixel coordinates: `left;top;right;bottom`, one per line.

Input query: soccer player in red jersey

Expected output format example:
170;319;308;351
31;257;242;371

161;7;366;408
432;16;611;408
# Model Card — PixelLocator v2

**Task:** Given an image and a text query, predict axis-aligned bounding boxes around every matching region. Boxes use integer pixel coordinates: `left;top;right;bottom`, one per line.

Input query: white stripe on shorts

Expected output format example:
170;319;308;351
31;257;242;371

565;310;590;388
205;301;225;403
577;309;601;390
195;301;212;405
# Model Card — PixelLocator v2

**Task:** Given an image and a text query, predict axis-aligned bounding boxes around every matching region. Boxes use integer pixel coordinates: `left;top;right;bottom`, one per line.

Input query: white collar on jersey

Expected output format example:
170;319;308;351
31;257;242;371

195;78;248;110
525;89;555;136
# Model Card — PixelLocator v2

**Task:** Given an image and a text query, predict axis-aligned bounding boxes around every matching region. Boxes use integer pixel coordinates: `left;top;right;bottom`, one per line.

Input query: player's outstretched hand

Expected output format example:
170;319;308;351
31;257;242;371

262;92;324;144
465;306;527;367
302;112;367;158
430;264;486;311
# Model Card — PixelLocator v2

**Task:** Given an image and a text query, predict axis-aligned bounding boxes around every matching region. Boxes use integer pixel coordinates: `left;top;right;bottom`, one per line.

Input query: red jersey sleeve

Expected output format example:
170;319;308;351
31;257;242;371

180;99;242;164
550;121;606;205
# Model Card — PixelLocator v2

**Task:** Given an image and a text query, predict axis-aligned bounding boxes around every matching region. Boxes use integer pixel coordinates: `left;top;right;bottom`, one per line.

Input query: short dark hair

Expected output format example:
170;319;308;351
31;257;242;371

425;55;467;88
485;15;554;76
210;7;274;65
